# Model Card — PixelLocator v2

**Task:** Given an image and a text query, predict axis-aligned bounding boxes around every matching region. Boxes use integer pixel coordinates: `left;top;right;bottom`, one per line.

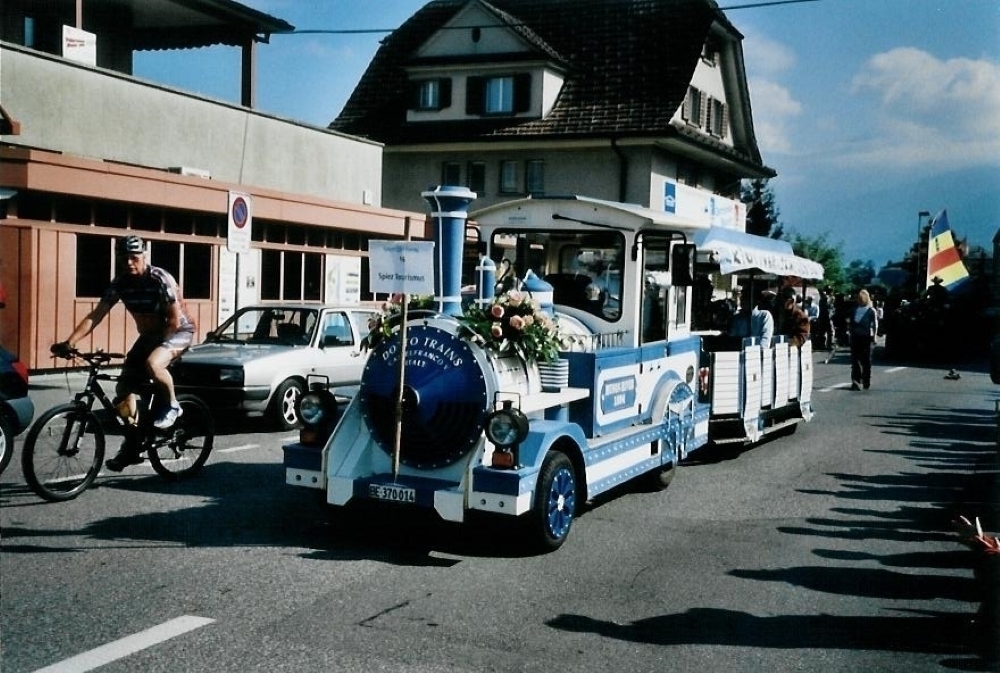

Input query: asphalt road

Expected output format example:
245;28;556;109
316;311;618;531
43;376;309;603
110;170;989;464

2;348;998;672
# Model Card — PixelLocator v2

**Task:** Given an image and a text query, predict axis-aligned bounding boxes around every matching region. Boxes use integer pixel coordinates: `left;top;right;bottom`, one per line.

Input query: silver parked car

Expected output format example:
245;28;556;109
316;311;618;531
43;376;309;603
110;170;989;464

173;304;378;430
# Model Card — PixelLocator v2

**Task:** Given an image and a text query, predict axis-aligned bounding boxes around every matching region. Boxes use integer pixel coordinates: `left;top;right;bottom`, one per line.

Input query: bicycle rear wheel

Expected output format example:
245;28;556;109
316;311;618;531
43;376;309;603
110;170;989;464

148;395;214;480
22;404;105;502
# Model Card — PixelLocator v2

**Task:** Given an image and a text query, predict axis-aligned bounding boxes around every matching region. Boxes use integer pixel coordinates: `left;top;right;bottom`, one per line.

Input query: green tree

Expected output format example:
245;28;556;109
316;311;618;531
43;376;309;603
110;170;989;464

741;178;783;239
788;232;846;290
845;259;876;288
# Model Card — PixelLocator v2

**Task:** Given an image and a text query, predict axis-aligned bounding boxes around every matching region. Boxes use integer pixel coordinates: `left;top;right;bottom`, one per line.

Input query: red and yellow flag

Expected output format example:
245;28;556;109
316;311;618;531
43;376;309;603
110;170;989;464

925;210;970;293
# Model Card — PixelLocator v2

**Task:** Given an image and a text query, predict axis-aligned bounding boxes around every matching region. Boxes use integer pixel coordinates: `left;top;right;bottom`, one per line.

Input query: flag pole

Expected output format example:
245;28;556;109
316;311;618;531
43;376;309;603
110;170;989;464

392;216;411;482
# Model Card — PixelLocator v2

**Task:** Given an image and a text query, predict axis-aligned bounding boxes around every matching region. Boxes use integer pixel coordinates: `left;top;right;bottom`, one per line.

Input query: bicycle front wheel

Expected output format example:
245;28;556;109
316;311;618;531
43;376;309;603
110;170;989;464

22;404;105;502
148;395;214;480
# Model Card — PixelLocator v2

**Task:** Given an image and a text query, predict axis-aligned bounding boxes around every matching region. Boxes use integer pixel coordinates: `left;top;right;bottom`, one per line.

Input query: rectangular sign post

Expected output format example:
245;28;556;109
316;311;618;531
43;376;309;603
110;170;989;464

369;224;435;479
227;191;252;314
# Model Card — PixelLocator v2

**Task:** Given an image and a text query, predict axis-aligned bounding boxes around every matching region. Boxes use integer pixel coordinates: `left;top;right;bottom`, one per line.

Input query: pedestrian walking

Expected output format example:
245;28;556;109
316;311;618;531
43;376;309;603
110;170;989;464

849;289;878;391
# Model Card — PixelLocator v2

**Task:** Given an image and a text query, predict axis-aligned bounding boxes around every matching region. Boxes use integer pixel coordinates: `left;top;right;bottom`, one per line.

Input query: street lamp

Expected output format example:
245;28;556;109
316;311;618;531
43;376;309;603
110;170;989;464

916;210;931;240
915;210;931;294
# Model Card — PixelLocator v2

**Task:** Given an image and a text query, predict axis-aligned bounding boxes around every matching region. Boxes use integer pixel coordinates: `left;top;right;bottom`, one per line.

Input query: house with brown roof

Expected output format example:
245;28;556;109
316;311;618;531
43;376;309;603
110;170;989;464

331;0;775;224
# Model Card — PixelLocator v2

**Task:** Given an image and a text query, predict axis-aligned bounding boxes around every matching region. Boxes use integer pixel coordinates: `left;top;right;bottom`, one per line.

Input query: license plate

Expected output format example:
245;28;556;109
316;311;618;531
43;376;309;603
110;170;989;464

368;483;416;504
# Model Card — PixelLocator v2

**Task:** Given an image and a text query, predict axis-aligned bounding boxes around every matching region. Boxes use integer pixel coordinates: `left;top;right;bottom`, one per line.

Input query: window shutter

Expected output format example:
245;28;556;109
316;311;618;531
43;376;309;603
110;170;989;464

466;76;484;115
681;88;691;121
440;78;452;109
706;98;714;134
699;91;708;128
720;103;729;139
514;73;531;113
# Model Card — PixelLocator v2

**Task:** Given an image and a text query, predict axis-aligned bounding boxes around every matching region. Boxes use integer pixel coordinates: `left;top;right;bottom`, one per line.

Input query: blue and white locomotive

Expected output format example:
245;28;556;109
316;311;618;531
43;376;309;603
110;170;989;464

284;187;821;551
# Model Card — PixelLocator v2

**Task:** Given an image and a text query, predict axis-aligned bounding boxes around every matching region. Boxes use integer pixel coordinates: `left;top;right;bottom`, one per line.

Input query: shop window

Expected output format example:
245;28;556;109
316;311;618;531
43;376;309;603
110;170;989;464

152;241;181;282
76;235;111;297
163;209;191;234
259;250;324;301
56;196;91;225
284;254;303;300
304;254;322;300
184;245;212;299
261;249;281;300
16;191;52;221
95;200;128;228
194;213;224;237
132;205;161;232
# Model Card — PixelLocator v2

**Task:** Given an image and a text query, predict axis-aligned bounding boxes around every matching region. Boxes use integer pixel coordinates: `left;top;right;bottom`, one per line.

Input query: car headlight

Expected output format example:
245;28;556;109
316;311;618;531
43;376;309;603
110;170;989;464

485;401;528;449
219;367;243;384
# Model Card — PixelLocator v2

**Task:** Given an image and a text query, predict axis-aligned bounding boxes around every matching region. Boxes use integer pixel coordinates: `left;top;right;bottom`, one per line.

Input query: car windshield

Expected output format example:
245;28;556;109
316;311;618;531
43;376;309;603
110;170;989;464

209;308;318;345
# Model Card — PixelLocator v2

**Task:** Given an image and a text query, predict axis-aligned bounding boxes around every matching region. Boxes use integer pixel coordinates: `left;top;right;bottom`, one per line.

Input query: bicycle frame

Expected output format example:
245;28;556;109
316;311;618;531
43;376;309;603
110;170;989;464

74;359;177;455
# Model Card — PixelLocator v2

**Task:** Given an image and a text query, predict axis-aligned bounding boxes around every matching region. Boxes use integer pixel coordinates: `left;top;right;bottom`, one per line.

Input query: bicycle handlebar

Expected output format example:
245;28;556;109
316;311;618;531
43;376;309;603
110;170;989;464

52;348;126;365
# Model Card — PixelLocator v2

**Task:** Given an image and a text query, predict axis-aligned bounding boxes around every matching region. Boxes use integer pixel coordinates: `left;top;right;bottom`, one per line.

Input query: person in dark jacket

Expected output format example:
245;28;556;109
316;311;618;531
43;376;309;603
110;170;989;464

777;287;810;348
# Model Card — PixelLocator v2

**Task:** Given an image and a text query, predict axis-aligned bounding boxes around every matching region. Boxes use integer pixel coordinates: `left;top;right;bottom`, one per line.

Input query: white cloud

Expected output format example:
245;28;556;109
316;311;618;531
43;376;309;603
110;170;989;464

741;30;796;77
748;79;802;154
741;31;802;156
844;48;1000;170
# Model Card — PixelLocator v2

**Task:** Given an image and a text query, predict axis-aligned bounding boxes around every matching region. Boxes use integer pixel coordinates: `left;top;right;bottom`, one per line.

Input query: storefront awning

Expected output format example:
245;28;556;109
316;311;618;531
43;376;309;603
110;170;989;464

693;227;824;280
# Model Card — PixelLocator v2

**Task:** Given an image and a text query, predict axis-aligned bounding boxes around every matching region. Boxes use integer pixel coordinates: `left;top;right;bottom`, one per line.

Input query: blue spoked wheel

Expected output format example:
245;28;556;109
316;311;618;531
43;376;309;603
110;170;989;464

530;451;577;552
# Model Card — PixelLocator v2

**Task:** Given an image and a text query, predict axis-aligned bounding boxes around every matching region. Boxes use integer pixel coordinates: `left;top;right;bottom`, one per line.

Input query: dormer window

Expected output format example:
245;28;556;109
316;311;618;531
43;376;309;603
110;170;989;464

411;78;452;111
466;74;532;116
486;76;515;114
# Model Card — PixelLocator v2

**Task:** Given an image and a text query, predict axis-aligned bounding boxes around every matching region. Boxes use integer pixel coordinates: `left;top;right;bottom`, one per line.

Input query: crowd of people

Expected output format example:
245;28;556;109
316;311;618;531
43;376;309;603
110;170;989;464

695;277;885;392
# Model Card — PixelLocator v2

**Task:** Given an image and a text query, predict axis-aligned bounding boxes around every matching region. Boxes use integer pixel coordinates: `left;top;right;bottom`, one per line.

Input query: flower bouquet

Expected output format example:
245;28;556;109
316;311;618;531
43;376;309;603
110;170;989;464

457;289;564;363
361;294;435;351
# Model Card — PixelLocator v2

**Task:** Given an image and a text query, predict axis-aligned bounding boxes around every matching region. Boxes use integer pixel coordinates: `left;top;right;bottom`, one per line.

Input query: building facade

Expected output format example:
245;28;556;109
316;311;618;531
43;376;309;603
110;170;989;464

1;0;421;370
331;0;773;222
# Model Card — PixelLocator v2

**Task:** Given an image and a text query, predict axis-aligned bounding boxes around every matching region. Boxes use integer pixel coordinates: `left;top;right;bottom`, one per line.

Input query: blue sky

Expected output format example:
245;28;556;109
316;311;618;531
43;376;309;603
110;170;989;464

134;0;1000;267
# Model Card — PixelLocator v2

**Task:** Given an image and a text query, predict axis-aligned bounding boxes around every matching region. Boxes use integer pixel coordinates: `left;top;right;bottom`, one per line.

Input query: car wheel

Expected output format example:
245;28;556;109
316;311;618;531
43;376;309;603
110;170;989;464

271;379;305;431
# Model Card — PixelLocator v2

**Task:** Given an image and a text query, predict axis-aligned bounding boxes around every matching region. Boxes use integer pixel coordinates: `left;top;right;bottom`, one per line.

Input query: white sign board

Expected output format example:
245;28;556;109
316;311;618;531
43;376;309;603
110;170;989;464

663;179;746;231
369;240;435;295
227;191;252;254
62;26;96;66
325;254;362;304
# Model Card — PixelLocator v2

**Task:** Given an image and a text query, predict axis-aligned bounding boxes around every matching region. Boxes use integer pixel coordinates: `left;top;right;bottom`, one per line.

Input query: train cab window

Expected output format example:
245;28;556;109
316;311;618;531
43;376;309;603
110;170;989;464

491;229;624;321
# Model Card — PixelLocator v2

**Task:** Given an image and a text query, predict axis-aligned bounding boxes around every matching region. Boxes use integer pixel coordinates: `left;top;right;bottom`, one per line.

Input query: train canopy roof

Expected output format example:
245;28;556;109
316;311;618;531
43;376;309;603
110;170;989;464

693;226;824;280
471;195;824;280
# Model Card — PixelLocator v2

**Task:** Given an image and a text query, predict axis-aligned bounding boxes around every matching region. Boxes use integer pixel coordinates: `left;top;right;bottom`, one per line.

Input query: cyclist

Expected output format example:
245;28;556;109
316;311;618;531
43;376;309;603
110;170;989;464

52;235;196;471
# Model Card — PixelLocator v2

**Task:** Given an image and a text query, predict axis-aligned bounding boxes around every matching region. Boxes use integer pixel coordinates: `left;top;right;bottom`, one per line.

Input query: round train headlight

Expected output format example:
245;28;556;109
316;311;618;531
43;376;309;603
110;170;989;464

485;402;528;448
297;389;338;428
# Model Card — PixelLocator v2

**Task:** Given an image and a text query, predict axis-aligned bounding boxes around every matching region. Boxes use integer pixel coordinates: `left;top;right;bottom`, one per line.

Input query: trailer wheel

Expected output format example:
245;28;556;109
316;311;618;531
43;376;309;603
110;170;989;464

528;451;576;553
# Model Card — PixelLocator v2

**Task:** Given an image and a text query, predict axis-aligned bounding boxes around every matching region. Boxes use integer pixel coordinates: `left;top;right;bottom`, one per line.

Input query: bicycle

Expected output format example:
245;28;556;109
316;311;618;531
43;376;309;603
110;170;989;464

22;349;214;502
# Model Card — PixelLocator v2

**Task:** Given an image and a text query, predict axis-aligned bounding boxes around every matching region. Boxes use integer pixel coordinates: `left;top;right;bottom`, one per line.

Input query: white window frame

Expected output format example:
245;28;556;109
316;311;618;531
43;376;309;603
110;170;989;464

485;76;515;114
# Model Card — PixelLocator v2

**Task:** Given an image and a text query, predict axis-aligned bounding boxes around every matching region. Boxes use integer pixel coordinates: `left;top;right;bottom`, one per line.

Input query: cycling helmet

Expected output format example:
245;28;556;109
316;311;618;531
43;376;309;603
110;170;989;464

116;235;146;256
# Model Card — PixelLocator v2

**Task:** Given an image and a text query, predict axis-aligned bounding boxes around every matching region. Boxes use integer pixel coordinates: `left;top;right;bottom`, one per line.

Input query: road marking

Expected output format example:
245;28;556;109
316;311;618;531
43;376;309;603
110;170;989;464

30;615;215;673
219;443;259;453
818;365;907;392
819;382;853;392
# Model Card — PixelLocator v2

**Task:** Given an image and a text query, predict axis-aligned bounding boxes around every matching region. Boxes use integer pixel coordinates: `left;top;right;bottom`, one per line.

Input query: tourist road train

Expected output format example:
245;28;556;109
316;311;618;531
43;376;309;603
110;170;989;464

283;187;823;551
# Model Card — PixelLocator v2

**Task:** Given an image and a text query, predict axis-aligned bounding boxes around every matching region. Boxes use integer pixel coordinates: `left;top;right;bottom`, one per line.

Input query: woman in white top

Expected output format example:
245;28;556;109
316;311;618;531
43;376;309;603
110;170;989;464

849;289;878;390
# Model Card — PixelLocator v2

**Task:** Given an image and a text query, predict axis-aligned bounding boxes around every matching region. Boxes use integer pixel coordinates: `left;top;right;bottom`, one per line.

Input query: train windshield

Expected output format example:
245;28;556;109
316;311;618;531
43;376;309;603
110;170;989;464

491;229;625;322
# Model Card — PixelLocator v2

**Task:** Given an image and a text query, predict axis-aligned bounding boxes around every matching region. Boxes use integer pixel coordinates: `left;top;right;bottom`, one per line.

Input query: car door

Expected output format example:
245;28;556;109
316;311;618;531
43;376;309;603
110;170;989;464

312;310;369;386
